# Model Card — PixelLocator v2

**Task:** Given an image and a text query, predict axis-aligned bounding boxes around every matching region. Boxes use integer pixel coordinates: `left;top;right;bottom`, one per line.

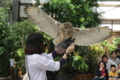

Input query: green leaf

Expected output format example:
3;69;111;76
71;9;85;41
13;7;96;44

17;49;22;57
79;18;85;22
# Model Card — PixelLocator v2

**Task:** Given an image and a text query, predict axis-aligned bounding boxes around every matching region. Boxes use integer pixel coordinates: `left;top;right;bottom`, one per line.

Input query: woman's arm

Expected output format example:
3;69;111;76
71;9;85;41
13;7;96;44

94;68;101;77
46;46;66;60
34;43;74;71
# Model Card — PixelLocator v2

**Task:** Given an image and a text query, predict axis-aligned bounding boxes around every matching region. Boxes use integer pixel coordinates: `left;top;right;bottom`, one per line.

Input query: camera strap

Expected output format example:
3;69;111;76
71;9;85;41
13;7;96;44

25;56;31;80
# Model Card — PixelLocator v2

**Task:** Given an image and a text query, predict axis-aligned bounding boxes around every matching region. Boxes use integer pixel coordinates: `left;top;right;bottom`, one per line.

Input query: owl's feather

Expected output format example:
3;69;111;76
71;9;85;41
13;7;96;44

26;6;111;46
73;27;111;46
26;6;60;38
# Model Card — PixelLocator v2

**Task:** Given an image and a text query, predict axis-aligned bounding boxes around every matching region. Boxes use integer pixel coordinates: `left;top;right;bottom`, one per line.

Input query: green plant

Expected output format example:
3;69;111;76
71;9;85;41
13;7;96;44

101;40;117;53
113;37;120;45
0;18;40;76
0;26;11;77
86;44;104;73
42;0;101;28
71;51;88;73
10;19;40;74
0;2;12;77
54;50;88;75
40;31;54;52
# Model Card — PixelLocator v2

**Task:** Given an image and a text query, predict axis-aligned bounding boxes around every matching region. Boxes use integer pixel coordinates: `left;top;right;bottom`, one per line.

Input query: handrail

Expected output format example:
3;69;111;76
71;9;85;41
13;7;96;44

101;19;120;32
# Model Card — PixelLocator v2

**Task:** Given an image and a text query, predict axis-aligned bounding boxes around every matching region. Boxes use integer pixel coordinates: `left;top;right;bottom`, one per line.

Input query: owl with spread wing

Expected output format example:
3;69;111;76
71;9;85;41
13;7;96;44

26;6;111;46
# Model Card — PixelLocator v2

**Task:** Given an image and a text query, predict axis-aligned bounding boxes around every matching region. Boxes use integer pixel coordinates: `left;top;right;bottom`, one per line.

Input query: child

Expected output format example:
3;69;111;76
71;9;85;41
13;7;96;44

109;65;118;80
118;64;120;80
93;61;108;80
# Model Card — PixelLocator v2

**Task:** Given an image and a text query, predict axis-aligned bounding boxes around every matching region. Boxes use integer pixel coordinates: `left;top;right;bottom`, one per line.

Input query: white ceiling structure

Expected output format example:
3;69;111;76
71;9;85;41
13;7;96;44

19;0;120;31
97;1;120;31
20;0;50;3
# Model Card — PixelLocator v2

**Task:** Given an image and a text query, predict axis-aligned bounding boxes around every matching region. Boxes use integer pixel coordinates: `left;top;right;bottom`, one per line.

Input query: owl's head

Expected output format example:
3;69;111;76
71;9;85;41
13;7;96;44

63;22;73;29
59;22;73;41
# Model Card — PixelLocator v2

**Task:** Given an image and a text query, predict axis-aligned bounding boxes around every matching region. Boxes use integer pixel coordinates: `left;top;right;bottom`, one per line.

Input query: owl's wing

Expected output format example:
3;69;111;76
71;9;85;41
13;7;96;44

26;6;60;38
73;27;111;46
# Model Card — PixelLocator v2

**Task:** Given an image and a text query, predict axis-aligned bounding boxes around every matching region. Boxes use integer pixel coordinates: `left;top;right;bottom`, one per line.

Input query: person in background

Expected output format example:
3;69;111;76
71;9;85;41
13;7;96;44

109;65;118;80
110;51;120;65
93;61;108;80
115;49;120;59
118;64;120;80
102;55;118;72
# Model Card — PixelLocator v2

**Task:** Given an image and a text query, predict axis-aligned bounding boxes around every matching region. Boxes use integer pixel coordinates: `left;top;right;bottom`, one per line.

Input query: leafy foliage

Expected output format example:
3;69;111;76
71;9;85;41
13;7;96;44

54;47;89;74
10;20;39;74
42;0;101;28
113;37;120;45
101;40;117;53
0;3;11;77
0;18;39;76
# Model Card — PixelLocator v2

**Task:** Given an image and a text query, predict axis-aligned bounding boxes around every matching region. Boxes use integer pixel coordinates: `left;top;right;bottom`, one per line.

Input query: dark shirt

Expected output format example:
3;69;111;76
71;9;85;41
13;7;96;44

94;68;108;80
117;56;120;60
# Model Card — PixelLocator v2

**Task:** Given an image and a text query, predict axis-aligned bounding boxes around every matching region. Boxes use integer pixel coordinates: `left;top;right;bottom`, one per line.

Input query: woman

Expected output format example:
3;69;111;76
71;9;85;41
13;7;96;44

24;33;75;80
93;61;108;80
110;51;120;65
102;55;117;72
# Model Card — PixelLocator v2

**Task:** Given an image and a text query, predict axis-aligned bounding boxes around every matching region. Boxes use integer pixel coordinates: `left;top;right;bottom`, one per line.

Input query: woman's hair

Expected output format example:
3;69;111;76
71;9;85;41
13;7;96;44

25;33;45;55
102;55;108;60
111;51;117;55
115;49;120;53
98;61;106;68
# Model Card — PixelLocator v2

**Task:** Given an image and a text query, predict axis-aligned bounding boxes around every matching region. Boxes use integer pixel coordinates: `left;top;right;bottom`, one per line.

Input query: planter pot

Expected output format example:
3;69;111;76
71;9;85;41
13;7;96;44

19;75;23;80
55;74;72;80
72;74;94;80
46;71;56;80
0;76;10;80
0;76;23;80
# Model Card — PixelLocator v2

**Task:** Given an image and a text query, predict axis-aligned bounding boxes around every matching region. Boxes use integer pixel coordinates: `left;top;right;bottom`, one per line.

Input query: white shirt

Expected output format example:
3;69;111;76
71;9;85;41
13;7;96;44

110;58;120;65
106;59;118;72
26;53;60;80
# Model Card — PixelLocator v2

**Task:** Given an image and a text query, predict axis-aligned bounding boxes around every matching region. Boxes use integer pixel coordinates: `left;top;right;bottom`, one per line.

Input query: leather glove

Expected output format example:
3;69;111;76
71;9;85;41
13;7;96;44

56;37;76;49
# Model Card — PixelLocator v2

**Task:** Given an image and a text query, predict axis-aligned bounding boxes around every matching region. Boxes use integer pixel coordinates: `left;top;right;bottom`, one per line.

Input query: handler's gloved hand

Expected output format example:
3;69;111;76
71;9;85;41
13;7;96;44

54;37;76;54
57;37;76;49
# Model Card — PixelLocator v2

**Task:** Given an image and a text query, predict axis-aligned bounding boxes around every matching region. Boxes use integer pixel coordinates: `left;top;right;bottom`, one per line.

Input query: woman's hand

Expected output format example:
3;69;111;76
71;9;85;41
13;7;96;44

62;43;75;60
100;67;103;71
66;43;75;53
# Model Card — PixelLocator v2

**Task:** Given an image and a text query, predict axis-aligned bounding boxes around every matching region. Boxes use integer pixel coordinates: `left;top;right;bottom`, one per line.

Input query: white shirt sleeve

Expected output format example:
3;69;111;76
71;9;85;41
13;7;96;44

110;59;118;68
47;53;54;60
41;53;53;60
33;55;60;71
117;58;120;64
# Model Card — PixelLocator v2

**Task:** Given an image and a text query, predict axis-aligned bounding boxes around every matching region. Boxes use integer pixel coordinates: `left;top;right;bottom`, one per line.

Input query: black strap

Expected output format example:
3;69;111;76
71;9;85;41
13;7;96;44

25;56;31;80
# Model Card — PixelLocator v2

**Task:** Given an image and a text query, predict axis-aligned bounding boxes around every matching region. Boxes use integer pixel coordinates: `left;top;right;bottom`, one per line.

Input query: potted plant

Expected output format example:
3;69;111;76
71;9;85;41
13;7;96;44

113;37;120;49
0;3;13;79
48;46;88;80
9;19;40;80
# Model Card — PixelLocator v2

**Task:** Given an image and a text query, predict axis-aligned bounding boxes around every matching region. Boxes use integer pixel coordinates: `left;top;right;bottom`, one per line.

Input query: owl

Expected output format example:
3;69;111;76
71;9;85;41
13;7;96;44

26;6;111;46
